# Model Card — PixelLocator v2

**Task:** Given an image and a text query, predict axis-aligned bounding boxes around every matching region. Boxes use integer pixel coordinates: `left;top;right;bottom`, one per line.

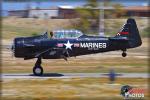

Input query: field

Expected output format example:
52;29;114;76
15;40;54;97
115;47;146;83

1;78;149;100
1;17;149;100
2;17;149;40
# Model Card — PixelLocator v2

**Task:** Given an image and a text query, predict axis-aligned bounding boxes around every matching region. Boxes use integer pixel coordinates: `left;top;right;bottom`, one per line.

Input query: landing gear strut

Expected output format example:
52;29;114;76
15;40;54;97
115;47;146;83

122;50;127;57
33;57;43;76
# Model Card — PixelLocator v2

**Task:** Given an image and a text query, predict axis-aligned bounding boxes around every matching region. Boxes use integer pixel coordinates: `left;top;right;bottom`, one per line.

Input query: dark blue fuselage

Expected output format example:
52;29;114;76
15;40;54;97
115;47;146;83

13;35;129;59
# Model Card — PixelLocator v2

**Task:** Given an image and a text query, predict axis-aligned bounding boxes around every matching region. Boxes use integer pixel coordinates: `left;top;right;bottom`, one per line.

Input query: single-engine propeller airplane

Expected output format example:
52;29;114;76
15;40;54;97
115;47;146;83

11;18;142;76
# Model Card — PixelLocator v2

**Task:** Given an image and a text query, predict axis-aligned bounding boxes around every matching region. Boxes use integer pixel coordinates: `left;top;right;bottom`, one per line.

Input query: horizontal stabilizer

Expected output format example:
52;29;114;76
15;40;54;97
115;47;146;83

109;37;128;41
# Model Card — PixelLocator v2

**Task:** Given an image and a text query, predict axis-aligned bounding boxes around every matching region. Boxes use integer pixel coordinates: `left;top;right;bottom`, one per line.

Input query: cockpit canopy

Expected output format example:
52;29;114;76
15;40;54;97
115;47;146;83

53;29;83;39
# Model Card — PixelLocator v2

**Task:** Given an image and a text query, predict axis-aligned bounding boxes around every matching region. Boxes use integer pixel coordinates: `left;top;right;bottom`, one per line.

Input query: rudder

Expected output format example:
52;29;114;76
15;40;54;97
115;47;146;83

127;18;142;48
116;18;142;48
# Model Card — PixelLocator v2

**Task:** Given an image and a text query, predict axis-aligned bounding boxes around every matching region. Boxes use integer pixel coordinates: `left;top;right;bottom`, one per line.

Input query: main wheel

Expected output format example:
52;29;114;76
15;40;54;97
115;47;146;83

33;66;43;76
122;52;127;57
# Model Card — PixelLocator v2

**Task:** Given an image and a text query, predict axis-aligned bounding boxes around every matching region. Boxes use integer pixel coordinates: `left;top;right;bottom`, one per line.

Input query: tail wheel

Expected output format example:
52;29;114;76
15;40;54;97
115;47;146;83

122;52;127;57
33;66;43;76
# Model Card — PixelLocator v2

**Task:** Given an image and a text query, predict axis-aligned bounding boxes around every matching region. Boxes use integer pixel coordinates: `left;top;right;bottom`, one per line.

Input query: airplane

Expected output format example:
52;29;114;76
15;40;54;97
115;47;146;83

11;18;142;76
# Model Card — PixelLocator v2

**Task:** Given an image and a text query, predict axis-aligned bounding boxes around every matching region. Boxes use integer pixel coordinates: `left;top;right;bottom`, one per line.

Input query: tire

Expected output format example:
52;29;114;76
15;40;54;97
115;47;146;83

122;52;127;57
33;66;43;76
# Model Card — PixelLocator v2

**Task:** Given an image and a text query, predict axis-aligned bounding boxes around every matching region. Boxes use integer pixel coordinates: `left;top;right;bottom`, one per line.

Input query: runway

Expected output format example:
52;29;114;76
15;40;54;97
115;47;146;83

1;73;149;79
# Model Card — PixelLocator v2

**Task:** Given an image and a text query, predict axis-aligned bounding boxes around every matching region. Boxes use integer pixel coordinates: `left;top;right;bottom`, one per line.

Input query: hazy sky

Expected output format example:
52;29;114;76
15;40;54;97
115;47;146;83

2;0;149;10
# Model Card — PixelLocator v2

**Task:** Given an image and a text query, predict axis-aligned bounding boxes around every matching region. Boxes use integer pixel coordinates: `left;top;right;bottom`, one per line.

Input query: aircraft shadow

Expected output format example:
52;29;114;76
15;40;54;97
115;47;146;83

101;74;122;76
4;73;64;77
30;73;64;77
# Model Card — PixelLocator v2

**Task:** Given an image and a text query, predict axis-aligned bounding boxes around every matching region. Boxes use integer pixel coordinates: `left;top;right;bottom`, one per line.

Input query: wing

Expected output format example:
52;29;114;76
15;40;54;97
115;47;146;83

24;43;35;47
34;48;70;61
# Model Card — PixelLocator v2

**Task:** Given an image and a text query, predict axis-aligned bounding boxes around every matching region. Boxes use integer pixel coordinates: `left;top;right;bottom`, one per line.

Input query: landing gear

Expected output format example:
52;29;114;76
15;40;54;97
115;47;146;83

122;50;127;57
33;66;43;76
33;57;43;76
122;52;127;57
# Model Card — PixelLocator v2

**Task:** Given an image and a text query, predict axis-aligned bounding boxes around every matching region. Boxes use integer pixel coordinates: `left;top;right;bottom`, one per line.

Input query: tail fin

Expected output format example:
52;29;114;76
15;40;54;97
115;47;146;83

116;18;142;48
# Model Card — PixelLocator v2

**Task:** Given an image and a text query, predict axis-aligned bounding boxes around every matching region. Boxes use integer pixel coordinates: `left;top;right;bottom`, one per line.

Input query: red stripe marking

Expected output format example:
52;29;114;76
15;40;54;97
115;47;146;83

119;32;129;35
57;43;63;47
74;43;80;47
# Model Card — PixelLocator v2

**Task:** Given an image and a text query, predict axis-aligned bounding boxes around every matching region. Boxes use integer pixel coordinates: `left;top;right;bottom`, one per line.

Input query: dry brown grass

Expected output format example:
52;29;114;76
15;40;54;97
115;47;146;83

1;78;149;100
2;17;149;39
2;17;72;39
2;56;148;73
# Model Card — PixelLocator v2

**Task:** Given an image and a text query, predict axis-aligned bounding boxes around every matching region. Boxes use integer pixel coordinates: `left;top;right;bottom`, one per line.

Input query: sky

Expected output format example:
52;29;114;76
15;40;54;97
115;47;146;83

2;0;149;16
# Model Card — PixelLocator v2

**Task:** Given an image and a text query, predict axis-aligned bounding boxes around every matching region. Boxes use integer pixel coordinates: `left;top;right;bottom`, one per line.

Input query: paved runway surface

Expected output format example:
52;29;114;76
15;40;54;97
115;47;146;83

1;73;149;79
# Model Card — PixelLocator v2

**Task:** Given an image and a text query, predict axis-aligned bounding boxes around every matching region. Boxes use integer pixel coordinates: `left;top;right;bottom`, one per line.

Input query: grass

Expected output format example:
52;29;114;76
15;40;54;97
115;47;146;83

1;15;149;100
2;17;149;39
1;78;149;100
2;57;148;73
2;17;72;39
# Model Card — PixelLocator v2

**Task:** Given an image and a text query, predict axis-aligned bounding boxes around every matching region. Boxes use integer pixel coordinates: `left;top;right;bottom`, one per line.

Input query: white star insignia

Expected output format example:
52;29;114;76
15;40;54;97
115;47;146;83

64;40;73;50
